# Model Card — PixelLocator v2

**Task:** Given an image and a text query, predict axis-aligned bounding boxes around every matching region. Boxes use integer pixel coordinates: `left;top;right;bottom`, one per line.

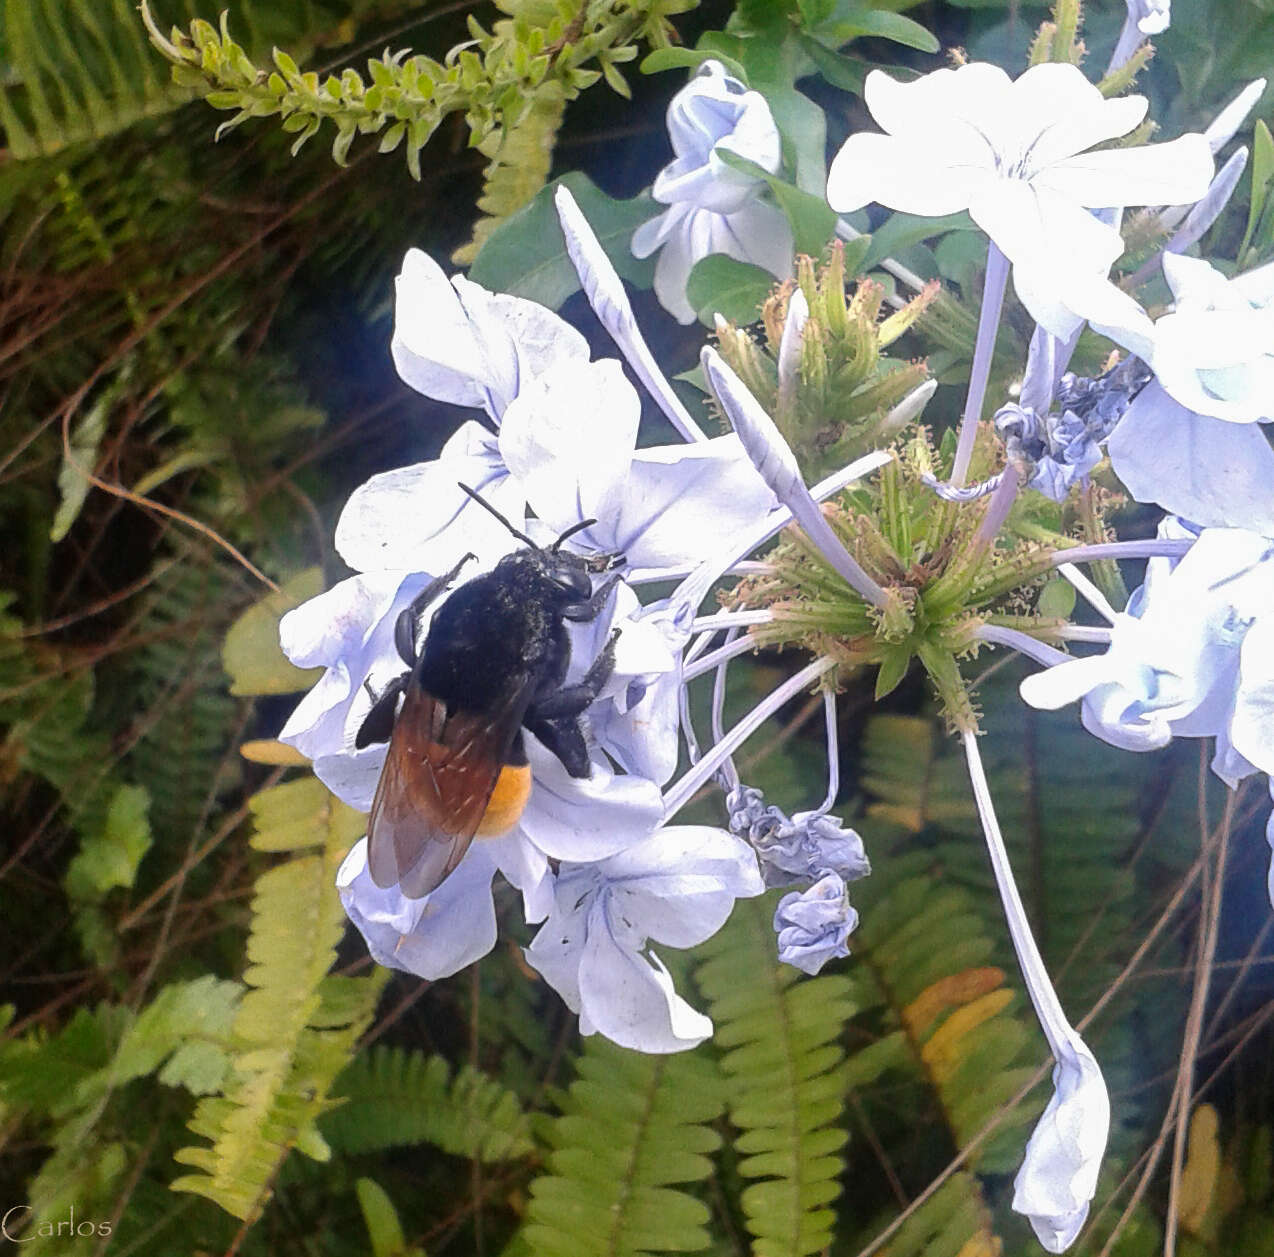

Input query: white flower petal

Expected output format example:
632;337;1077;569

499;358;640;531
333;423;524;573
1011;63;1147;170
828;132;987;216
391;249;496;410
1012;1035;1111;1253
1231;619;1274;777
1042;133;1213;209
518;735;665;862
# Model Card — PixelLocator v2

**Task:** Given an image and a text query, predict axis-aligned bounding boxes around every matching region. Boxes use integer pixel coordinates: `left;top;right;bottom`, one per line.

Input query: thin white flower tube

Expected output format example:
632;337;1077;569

976;624;1073;668
961;730;1110;1253
1056;563;1119;624
663;655;837;817
554;185;708;442
701;346;890;608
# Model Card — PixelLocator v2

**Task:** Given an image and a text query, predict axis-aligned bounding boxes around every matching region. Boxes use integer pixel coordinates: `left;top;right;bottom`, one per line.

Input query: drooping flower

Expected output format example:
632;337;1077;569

1012;1033;1111;1253
1020;524;1274;785
772;872;859;975
826;62;1212;341
524;826;765;1052
632;60;794;324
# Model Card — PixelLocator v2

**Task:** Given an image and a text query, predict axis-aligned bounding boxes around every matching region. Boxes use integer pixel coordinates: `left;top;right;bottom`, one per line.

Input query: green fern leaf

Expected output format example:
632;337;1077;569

322;1045;532;1161
522;1037;724;1257
452;85;566;266
697;895;854;1257
171;775;386;1221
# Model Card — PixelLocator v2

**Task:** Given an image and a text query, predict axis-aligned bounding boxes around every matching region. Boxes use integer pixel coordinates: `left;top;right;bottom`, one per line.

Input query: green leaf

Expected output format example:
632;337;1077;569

468;173;656;309
51;394;109;543
717;148;837;255
221;567;324;696
64;784;152;901
861;210;978;273
356;1178;418;1257
798;35;867;93
639;47;749;83
1241;118;1274;262
685;255;775;326
822;6;940;53
1037;577;1077;619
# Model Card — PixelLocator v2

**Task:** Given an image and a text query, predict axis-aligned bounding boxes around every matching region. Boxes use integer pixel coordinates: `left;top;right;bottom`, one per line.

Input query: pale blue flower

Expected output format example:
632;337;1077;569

1020;524;1274;785
632;61;793;324
524;826;764;1052
996;357;1149;502
827;61;1212;341
727;785;871;888
773;873;857;975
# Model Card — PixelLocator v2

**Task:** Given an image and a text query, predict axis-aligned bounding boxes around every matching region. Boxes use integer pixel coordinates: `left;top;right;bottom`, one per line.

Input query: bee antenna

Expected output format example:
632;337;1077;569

551;518;597;551
457;482;537;548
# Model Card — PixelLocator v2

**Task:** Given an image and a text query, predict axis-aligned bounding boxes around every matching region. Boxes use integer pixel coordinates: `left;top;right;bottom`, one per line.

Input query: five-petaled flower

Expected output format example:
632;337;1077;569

826;61;1213;341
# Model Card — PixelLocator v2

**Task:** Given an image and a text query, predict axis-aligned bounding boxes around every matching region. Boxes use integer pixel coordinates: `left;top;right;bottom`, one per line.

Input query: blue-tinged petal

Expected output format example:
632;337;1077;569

498;358;640;535
1230;619;1274;777
337;838;502;979
609;437;776;570
334;422;525;573
1106;383;1274;534
1012;1035;1110;1253
575;908;713;1053
517;735;665;862
391;249;498;411
599;827;764;947
313;745;387;813
391;249;587;419
279;570;431;760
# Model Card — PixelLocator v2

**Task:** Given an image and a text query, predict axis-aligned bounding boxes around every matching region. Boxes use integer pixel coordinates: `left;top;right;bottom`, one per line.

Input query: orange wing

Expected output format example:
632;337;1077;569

366;683;525;899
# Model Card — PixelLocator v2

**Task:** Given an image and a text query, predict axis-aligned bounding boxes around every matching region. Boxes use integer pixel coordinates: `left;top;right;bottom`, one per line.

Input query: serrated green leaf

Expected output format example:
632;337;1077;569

64;784;152;901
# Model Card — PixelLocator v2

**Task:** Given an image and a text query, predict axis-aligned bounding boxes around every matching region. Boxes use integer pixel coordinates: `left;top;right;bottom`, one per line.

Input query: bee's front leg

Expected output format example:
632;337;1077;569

355;672;410;748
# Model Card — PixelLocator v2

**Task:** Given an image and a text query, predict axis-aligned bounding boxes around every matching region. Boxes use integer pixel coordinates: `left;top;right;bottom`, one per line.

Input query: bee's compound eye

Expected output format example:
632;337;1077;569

558;568;591;599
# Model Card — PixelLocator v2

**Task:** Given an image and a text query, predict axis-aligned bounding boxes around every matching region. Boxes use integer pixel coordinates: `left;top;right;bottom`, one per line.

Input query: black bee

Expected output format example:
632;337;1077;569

354;486;621;898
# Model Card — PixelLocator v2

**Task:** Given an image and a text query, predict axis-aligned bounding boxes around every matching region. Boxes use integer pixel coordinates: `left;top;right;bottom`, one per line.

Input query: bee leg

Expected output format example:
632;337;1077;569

525;713;591;778
355;672;409;748
561;573;623;623
530;629;620;720
524;630;620;778
394;553;477;664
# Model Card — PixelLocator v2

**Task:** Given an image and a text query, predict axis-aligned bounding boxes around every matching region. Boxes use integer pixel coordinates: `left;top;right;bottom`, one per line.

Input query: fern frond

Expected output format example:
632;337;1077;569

522;1037;724;1257
874;1171;1000;1257
452;85;566;266
171;775;386;1221
322;1045;532;1161
851;857;1042;1175
696;895;854;1257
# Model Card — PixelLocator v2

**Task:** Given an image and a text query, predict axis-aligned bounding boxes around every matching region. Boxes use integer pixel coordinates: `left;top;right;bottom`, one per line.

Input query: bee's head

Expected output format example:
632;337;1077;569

533;544;593;602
